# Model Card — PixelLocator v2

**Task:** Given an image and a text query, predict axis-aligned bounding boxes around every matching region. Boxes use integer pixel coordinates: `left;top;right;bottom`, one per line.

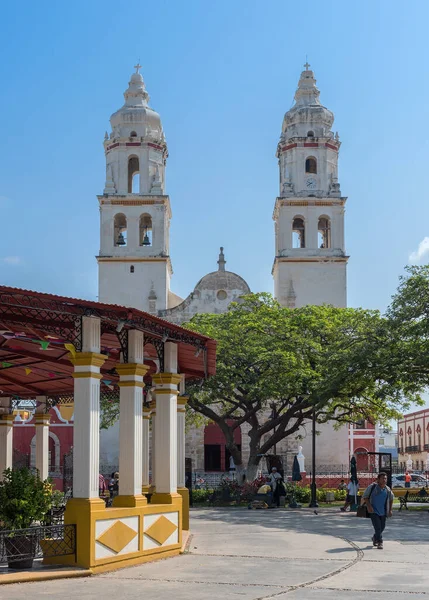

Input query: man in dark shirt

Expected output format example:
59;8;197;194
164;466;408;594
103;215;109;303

362;472;394;550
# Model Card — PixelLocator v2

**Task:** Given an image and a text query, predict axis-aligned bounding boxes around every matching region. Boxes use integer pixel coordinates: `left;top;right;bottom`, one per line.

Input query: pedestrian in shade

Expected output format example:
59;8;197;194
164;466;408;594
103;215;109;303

362;472;394;550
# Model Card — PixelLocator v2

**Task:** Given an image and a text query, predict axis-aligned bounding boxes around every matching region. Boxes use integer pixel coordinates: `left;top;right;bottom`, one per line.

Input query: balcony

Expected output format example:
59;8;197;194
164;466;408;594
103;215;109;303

405;445;421;453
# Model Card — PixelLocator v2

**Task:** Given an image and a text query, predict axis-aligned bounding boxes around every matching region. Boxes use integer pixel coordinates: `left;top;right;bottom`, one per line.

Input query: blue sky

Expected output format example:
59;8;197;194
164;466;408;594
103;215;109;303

0;0;428;314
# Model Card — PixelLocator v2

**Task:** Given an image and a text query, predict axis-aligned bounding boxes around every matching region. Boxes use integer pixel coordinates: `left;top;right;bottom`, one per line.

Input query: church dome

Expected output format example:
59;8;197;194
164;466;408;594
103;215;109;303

281;64;334;139
108;65;165;143
193;248;250;296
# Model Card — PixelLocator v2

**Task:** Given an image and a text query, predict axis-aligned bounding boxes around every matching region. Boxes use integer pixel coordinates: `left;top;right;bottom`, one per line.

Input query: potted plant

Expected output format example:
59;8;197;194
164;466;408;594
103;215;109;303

0;467;52;569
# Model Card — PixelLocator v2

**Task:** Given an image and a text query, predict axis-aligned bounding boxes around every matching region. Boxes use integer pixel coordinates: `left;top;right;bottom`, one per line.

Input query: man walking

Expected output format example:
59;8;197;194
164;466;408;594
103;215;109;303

362;472;394;550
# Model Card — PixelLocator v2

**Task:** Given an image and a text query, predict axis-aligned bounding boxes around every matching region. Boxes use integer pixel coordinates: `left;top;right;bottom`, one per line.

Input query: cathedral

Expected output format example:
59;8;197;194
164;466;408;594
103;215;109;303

98;63;358;471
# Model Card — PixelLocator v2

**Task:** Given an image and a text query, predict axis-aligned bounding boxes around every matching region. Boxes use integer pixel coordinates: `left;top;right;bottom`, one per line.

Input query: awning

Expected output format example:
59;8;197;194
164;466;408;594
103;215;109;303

0;286;216;399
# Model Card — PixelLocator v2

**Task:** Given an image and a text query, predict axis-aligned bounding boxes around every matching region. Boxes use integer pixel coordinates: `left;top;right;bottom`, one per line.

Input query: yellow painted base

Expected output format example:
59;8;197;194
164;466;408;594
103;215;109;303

112;494;147;508
151;492;183;506
0;567;92;586
44;493;183;572
177;487;190;530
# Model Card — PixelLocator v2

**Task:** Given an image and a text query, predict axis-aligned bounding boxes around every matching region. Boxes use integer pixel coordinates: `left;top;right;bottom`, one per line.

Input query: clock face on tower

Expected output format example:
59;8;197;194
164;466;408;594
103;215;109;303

306;177;317;190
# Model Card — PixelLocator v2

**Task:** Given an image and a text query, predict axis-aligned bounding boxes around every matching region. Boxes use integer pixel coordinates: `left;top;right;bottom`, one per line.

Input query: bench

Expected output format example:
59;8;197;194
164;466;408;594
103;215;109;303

397;488;429;511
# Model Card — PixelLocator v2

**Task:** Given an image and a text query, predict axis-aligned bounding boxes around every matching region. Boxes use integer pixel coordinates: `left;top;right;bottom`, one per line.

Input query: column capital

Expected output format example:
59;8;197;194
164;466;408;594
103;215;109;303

177;396;189;412
69;352;107;368
116;363;150;378
152;373;182;386
34;414;50;426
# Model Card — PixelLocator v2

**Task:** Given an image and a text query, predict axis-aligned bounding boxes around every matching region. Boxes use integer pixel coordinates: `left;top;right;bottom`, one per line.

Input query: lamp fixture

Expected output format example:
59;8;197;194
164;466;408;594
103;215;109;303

116;320;125;333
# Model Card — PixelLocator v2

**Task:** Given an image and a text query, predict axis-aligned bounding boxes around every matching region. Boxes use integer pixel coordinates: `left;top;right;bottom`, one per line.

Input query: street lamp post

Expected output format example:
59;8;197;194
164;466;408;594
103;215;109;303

309;408;318;508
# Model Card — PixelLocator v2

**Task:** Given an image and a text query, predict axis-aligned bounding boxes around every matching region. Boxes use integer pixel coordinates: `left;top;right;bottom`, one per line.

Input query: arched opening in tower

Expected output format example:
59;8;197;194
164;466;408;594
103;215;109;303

140;214;152;247
128;155;140;193
318;217;331;249
114;213;127;246
292;217;305;248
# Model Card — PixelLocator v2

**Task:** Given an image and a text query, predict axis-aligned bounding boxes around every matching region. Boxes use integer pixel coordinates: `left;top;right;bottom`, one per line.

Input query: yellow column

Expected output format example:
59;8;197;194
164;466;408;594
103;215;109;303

62;316;107;569
177;396;190;530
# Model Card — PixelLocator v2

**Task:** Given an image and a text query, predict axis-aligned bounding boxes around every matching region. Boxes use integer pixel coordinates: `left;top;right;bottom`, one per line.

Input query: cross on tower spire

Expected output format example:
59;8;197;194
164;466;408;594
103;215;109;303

134;61;142;74
304;60;310;71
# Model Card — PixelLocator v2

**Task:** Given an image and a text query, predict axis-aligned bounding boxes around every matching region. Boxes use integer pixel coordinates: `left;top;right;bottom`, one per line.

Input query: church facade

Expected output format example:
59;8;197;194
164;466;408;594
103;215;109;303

97;64;364;473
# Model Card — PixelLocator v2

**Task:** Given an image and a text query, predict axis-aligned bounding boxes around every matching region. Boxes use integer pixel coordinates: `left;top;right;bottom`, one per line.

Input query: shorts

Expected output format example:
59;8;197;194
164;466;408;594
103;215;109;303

346;494;355;503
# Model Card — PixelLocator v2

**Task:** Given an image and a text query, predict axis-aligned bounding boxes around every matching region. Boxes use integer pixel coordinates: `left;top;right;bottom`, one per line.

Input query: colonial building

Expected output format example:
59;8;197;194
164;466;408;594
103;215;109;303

398;409;429;472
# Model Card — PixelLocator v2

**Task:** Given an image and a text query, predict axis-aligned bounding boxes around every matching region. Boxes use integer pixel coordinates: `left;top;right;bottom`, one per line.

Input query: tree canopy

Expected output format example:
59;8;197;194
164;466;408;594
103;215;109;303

186;293;423;479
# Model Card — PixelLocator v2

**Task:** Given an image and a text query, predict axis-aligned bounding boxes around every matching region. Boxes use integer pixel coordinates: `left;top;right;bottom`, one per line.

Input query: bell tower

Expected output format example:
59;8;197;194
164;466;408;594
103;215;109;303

97;65;172;312
272;63;348;308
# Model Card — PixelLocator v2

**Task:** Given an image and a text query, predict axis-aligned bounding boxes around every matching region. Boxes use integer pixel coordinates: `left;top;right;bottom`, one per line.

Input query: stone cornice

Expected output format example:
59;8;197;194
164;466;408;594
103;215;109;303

272;196;347;220
97;195;172;219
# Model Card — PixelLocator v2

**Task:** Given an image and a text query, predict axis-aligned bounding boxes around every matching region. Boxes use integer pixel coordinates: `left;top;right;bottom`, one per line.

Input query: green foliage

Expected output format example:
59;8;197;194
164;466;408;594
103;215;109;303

192;488;213;503
0;468;53;530
387;265;429;390
285;485;346;503
100;392;120;430
186;293;422;473
50;490;65;508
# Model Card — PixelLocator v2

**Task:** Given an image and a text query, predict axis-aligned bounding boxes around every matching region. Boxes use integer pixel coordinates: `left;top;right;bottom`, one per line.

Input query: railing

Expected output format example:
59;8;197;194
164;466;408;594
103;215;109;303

424;444;429;451
405;446;421;453
0;524;76;565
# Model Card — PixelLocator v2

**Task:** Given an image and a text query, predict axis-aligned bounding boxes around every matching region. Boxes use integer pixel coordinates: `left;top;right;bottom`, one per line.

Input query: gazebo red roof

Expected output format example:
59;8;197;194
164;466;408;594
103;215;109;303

0;286;216;399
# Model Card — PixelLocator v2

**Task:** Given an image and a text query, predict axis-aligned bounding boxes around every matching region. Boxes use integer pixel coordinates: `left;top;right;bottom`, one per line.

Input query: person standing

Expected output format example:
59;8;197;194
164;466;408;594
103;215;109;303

405;472;411;488
362;472;394;550
269;467;282;507
340;478;359;512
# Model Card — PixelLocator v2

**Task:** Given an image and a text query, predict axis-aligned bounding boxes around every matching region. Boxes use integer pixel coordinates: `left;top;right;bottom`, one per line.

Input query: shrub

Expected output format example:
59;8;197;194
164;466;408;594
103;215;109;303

192;488;213;503
0;468;53;530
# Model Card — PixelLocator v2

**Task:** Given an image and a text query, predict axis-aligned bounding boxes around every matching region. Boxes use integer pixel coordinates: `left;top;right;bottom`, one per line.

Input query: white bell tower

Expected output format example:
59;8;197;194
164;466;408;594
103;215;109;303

272;63;348;308
97;65;172;312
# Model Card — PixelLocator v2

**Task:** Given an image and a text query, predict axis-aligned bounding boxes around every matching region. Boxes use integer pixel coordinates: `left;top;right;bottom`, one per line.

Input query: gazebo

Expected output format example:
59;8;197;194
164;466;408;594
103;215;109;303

0;286;216;571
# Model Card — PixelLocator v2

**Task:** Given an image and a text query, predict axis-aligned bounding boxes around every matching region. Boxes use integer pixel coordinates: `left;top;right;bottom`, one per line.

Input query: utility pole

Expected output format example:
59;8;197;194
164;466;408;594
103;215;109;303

309;408;318;508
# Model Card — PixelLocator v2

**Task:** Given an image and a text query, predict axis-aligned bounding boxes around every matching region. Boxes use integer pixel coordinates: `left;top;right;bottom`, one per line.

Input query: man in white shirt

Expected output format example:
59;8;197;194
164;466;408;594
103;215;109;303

340;478;359;512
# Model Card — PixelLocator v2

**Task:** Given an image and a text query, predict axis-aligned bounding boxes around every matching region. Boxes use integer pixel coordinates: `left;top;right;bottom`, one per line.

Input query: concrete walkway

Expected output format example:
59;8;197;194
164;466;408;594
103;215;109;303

4;507;429;599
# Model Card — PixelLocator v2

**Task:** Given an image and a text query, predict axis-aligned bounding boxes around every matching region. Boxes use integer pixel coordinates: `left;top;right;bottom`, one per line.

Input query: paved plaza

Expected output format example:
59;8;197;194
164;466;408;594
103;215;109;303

3;507;429;599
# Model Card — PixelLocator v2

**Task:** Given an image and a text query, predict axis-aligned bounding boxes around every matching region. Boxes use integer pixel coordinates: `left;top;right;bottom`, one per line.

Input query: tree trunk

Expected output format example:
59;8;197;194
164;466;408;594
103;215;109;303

234;463;246;484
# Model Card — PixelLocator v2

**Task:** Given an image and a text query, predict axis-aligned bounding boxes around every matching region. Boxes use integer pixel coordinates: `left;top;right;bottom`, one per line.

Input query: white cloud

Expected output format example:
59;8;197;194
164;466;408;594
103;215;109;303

2;256;22;265
409;237;429;264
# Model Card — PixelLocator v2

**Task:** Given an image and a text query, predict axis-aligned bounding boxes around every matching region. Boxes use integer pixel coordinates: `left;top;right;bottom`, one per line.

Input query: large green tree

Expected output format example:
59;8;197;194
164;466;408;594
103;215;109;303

387;264;429;384
186;293;422;480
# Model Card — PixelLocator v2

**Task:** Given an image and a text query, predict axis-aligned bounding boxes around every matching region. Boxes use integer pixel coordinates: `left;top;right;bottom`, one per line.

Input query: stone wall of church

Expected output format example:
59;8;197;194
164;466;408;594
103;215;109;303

274;261;347;308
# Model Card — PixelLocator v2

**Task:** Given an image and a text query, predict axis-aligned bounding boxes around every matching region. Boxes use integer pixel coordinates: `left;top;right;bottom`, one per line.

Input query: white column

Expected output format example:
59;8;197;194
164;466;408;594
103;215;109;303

152;370;182;501
150;399;156;488
35;414;50;480
142;405;151;490
0;413;13;479
177;397;188;489
70;316;106;499
115;330;148;505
